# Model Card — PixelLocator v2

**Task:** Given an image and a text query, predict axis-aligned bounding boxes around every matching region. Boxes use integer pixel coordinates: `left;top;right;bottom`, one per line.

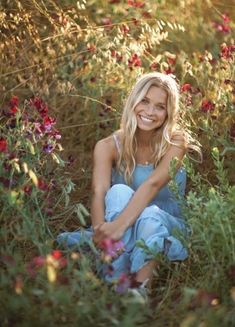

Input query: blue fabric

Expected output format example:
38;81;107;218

57;165;188;281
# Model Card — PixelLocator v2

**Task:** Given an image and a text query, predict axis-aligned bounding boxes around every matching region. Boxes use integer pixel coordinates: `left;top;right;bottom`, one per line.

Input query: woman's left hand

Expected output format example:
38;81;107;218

93;220;126;246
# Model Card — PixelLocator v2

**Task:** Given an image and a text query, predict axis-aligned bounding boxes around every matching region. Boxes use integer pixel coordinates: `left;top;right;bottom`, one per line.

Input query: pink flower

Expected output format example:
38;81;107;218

201;100;215;113
43;116;56;132
180;83;192;92
100;238;125;261
116;273;131;293
0;138;7;153
222;13;230;23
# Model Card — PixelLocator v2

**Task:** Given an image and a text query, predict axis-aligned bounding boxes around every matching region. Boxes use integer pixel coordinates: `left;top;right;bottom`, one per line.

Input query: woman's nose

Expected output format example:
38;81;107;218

146;103;155;115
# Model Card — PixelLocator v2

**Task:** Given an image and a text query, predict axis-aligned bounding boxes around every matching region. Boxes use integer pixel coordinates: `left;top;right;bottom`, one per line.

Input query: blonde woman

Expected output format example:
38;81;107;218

58;72;201;292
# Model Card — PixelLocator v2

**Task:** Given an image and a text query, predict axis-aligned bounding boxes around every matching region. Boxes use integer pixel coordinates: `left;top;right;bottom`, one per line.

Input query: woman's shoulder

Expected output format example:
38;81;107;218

94;130;123;161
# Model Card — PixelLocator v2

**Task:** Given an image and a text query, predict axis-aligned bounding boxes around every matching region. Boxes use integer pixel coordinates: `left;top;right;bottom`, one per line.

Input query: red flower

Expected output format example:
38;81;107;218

9;107;18;115
9;96;19;108
30;97;49;117
164;67;174;75
0;138;7;153
127;0;145;8
201;100;215;113
23;185;32;195
52;250;62;260
220;43;235;60
38;178;49;191
128;53;142;68
43;116;56;132
150;62;159;71
180;83;192;92
166;55;177;66
222;13;230;23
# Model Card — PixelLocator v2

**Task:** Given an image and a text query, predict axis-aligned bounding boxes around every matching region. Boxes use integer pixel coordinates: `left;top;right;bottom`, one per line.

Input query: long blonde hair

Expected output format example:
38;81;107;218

116;72;202;185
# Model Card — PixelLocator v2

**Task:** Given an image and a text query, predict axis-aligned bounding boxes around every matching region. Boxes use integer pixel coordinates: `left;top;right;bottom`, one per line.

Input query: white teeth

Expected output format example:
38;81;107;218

140;115;154;123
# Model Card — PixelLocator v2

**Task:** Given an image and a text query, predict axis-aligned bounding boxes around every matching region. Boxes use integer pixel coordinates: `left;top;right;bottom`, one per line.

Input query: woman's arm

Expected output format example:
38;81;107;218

90;137;114;229
95;133;188;242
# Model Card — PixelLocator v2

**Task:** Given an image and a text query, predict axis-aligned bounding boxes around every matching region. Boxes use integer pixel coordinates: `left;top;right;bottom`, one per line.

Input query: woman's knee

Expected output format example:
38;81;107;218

105;184;134;214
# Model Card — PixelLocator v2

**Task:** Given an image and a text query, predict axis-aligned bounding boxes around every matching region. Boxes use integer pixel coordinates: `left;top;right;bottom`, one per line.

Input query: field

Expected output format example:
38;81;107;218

0;0;235;326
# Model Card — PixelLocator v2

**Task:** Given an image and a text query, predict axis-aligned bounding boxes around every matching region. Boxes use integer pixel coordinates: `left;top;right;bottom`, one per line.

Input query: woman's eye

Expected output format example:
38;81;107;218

141;98;148;104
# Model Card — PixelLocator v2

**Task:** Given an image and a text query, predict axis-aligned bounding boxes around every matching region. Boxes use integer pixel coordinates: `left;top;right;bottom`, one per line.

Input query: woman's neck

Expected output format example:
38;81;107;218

135;129;154;148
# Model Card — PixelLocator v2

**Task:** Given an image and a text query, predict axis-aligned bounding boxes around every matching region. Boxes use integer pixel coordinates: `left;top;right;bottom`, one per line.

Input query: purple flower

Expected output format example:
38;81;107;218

43;143;54;153
116;273;131;294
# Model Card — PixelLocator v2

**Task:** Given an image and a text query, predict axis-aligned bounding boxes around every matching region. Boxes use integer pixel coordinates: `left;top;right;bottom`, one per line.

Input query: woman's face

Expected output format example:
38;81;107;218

134;85;168;132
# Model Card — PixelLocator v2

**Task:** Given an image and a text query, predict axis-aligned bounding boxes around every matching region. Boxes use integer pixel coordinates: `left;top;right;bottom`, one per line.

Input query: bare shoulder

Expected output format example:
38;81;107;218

93;132;119;162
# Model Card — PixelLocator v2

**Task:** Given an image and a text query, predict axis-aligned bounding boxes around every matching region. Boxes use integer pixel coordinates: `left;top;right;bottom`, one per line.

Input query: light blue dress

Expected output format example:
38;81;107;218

57;133;189;281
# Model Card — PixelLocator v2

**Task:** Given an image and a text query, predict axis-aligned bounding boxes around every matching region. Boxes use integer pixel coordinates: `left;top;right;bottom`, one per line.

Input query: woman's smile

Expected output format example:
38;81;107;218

138;114;155;124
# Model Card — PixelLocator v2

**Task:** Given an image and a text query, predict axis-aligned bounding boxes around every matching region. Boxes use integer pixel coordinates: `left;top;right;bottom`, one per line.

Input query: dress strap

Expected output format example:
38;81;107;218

112;133;121;155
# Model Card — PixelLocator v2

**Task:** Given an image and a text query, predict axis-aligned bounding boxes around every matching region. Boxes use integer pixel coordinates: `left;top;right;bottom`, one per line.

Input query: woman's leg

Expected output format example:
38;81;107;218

130;205;188;284
103;184;136;281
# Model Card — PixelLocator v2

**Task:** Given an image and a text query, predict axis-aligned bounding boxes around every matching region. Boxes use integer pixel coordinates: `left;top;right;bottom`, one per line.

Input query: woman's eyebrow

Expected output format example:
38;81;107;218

144;96;166;106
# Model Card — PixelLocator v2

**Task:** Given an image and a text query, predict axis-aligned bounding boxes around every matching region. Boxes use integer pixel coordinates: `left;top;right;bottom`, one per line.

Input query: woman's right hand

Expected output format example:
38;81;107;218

92;220;126;247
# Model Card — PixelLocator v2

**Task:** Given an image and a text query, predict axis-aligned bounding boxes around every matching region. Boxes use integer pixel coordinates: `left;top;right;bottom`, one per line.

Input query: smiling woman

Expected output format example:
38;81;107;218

57;72;202;296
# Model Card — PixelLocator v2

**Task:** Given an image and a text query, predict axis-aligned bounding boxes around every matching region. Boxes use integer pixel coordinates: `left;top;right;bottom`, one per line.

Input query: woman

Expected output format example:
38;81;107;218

58;72;201;289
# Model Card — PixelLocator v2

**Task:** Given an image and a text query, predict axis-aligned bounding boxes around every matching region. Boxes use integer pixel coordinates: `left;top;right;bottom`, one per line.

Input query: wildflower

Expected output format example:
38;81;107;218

30;96;49;117
43;116;56;132
9;107;18;115
43;143;54;153
128;53;142;69
51;250;62;260
180;83;192;92
166;54;177;66
0;138;7;153
200;100;215;113
150;62;159;71
23;185;32;195
37;178;49;191
220;43;235;60
164;67;174;75
9;96;19;108
127;0;145;8
100;238;124;258
116;273;131;293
